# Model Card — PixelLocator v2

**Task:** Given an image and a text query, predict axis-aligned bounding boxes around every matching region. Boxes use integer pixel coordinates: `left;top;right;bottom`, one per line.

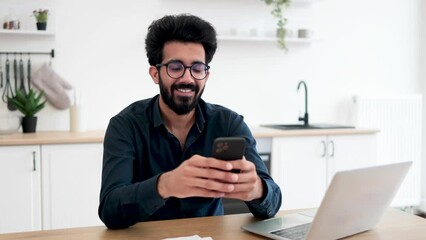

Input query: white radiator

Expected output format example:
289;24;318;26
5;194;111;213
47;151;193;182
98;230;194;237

352;95;422;207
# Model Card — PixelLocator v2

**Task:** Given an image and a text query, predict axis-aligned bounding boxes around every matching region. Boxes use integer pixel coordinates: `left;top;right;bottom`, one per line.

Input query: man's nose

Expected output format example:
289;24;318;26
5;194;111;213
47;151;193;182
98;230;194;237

180;67;195;82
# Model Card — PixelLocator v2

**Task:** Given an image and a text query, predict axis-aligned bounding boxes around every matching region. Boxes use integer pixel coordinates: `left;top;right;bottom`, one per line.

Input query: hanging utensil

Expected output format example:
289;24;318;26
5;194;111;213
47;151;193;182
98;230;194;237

0;54;3;88
2;56;11;102
7;54;18;111
27;54;31;91
19;53;26;94
13;54;18;94
1;57;10;103
2;55;16;110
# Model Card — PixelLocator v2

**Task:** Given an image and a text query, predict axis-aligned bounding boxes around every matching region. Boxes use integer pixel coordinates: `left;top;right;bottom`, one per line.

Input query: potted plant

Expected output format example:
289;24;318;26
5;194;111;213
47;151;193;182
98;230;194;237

32;9;49;30
261;0;291;50
8;89;46;133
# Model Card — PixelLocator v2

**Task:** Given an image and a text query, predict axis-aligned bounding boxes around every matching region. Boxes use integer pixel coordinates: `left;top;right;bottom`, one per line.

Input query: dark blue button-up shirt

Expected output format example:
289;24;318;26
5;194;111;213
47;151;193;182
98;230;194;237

99;95;282;229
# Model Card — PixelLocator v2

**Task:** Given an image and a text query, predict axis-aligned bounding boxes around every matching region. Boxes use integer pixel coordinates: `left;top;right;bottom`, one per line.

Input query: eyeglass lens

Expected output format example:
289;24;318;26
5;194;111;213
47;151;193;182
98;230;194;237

166;61;208;80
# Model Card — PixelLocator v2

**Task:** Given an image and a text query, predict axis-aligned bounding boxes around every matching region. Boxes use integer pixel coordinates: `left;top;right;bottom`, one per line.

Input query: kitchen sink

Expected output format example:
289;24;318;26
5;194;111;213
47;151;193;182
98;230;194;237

266;81;355;131
261;123;355;130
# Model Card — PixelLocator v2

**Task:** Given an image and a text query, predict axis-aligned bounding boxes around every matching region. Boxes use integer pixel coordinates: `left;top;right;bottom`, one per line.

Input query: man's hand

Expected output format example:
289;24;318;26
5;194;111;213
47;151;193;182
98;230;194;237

222;157;264;201
157;154;240;199
157;155;264;202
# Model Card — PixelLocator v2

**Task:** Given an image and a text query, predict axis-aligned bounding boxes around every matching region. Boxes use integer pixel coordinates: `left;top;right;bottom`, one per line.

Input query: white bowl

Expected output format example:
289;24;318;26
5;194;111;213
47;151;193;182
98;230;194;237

0;116;21;135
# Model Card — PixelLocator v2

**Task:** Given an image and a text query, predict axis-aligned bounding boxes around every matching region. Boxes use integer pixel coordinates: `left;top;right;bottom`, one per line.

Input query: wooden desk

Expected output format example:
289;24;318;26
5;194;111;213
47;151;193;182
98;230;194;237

1;208;425;240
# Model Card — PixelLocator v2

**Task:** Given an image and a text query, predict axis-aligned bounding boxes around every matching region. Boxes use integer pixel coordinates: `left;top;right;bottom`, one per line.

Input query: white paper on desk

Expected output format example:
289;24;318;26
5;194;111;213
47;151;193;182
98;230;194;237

162;235;212;240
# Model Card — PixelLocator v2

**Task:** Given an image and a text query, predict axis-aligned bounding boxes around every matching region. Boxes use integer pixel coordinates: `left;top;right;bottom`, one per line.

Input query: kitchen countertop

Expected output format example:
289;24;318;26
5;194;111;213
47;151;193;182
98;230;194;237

0;130;106;146
251;126;379;138
0;128;379;146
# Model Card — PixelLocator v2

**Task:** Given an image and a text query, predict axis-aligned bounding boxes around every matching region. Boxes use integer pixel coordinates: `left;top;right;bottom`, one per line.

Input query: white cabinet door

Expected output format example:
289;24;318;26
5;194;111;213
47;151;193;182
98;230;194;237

41;143;103;230
272;136;327;210
0;145;42;233
271;133;377;210
326;134;377;185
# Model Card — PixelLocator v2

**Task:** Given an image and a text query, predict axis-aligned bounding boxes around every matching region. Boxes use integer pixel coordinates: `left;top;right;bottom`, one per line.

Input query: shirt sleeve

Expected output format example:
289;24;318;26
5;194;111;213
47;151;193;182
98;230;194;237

98;116;166;229
246;177;282;219
228;113;282;219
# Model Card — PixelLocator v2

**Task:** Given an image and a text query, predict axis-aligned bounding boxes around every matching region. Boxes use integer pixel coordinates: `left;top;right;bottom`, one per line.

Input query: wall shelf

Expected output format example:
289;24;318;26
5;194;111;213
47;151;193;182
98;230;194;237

217;35;318;44
0;29;55;37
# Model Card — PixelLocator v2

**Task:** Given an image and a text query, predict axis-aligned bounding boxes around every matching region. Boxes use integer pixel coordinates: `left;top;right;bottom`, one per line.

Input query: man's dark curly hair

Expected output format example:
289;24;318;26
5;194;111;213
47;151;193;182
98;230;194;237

145;14;217;66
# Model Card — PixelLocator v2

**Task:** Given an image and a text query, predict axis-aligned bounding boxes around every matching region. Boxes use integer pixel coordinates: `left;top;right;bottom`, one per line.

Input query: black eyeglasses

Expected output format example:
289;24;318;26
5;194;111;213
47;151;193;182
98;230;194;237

155;60;210;80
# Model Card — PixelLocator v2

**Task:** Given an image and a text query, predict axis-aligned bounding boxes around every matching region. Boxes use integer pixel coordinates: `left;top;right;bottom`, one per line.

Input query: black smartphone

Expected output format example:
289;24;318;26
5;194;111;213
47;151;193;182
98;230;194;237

212;137;246;173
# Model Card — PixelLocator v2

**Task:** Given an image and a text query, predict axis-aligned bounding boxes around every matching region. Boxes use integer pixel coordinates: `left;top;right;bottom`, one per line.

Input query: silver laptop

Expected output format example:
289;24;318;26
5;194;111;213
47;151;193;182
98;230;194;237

242;162;412;240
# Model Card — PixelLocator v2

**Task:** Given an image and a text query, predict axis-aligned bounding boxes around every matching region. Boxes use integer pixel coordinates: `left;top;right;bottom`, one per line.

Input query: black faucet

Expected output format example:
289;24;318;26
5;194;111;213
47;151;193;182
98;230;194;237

297;80;309;126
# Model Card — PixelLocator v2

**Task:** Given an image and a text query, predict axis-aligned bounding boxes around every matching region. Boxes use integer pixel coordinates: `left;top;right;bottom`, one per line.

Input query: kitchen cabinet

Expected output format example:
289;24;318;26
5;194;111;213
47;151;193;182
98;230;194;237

0;145;42;234
41;143;104;230
271;133;377;210
0;141;103;233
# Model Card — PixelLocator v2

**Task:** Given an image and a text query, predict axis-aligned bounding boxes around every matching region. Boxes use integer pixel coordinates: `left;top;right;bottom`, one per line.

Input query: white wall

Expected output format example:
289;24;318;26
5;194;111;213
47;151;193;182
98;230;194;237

1;0;424;207
420;0;426;212
1;0;421;129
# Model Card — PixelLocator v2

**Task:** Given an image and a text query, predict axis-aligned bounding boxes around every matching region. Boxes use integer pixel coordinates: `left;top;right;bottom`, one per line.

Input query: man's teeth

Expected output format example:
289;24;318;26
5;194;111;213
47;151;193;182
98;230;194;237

177;88;192;93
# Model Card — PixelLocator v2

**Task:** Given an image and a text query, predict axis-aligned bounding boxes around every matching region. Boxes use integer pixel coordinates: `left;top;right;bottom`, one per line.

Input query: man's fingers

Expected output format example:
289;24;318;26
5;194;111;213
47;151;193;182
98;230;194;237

191;155;233;171
198;178;235;192
230;158;256;173
188;188;226;198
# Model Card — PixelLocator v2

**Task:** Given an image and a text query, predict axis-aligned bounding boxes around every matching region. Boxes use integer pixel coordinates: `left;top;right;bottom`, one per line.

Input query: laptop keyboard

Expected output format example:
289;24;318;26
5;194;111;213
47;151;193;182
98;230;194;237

270;223;312;240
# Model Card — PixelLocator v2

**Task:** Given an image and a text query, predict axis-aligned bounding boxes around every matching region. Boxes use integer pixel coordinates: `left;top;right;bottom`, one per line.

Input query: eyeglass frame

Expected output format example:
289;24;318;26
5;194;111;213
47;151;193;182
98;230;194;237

155;60;210;80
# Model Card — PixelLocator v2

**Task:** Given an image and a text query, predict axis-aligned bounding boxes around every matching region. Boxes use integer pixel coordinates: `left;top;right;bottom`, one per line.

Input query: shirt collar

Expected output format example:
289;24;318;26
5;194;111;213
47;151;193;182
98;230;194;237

194;103;205;133
153;96;163;128
152;95;205;133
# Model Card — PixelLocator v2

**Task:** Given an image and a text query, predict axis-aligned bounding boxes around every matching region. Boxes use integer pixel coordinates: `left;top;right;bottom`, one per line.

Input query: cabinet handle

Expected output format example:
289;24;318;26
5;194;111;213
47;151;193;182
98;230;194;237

329;140;335;157
32;151;36;171
321;140;327;158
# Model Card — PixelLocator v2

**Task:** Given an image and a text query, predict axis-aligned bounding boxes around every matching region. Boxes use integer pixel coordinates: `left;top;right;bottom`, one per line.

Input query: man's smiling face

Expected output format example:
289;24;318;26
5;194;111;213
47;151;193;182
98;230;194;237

156;41;209;115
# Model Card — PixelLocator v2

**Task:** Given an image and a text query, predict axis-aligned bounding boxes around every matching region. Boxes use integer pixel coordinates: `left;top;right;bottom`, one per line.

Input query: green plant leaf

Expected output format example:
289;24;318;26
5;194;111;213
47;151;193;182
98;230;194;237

15;89;26;103
262;0;291;51
9;98;25;113
8;89;46;117
35;91;44;104
33;9;49;22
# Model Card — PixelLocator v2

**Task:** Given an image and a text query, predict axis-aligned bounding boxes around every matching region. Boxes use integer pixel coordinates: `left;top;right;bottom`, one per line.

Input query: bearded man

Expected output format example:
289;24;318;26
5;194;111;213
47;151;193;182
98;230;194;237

98;14;282;229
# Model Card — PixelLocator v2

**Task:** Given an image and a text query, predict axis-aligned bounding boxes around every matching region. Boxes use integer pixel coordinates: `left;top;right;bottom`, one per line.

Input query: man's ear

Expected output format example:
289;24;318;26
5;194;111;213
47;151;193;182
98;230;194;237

149;66;160;84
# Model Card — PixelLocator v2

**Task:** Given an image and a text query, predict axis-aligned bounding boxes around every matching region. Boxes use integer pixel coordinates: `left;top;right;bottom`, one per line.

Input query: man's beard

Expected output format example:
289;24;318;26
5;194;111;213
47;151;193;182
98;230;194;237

159;76;204;115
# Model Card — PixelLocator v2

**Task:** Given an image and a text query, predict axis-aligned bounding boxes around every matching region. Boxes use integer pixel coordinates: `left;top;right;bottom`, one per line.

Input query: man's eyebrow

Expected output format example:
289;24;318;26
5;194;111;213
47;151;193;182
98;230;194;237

190;59;208;65
166;59;206;65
